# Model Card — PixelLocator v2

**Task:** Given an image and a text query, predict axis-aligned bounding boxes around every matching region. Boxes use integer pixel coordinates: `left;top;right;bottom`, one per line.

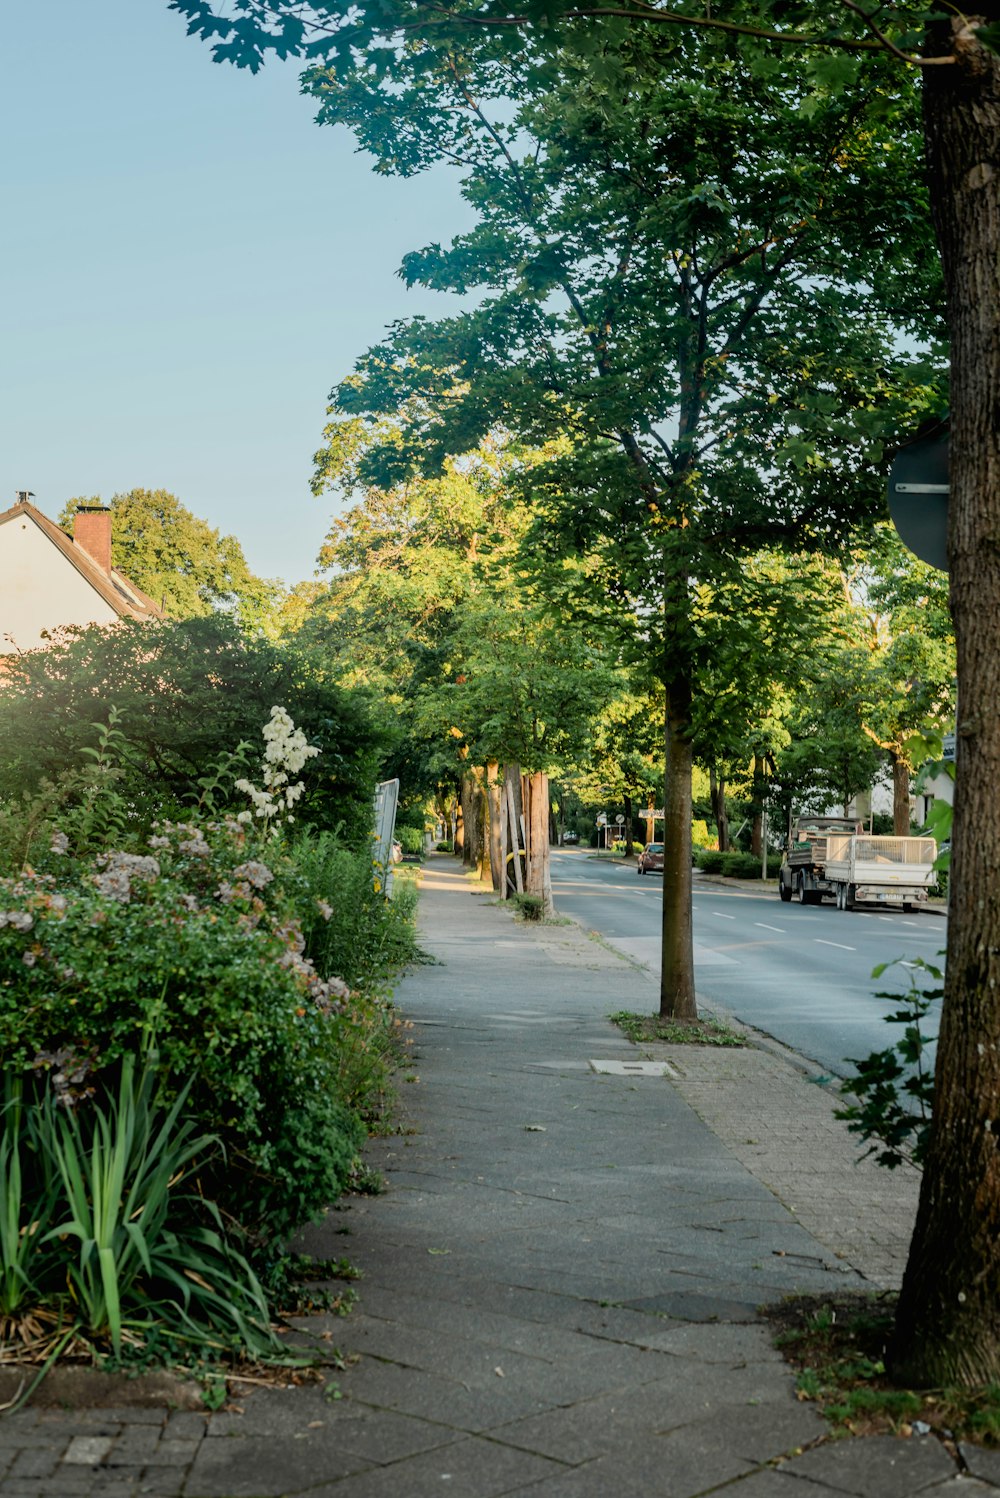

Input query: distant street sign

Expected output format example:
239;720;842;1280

888;423;949;572
615;814;625;825
596;813;607;825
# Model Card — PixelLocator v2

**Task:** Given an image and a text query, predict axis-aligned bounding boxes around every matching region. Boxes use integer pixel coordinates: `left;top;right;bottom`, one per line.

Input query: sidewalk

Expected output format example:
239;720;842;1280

1;857;987;1497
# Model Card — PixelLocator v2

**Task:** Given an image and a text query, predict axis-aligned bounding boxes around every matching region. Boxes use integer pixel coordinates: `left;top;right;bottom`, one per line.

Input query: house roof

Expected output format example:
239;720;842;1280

0;499;164;623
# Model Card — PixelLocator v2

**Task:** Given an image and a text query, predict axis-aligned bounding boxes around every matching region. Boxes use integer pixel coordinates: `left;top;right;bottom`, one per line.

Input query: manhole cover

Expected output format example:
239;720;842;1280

589;1059;681;1079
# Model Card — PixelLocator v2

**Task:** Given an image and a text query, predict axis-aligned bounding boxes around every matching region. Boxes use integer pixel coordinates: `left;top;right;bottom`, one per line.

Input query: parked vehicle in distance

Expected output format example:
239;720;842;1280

637;842;664;875
562;831;580;844
779;817;938;910
779;818;859;904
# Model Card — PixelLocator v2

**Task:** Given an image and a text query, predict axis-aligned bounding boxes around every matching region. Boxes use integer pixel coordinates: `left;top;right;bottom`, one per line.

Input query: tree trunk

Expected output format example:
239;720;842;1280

750;755;764;859
660;680;696;1020
504;764;525;893
891;17;1000;1387
486;762;503;891
623;792;634;857
890;751;911;836
459;770;475;867
524;770;555;916
710;766;730;852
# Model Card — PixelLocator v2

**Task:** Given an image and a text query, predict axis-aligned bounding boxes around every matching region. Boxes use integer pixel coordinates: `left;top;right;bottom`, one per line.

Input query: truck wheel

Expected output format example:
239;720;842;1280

779;877;792;903
796;877;808;904
836;884;846;911
846;885;856;911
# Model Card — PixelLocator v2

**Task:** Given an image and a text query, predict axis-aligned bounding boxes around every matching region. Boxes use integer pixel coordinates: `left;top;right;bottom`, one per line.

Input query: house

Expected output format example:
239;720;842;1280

0;497;162;655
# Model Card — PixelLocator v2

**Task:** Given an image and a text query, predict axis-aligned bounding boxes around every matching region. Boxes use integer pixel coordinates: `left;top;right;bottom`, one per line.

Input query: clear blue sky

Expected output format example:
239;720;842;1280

0;0;471;586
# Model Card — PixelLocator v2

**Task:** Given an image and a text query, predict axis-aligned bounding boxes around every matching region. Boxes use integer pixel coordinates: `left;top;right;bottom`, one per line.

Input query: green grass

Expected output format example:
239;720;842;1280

609;1011;745;1047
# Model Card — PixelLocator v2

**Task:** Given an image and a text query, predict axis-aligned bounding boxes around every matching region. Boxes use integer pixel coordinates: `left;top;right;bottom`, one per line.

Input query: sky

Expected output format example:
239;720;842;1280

0;0;472;587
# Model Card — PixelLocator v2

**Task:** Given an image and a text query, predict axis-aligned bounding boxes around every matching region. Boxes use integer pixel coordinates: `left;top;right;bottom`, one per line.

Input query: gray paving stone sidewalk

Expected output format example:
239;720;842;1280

2;857;986;1497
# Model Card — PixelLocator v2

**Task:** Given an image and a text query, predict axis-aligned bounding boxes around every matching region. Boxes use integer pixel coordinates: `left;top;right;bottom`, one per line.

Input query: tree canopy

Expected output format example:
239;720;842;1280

60;489;282;630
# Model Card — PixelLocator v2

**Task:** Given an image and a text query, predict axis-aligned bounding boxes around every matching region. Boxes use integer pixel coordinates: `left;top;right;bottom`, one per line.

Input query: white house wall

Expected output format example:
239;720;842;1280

0;513;117;654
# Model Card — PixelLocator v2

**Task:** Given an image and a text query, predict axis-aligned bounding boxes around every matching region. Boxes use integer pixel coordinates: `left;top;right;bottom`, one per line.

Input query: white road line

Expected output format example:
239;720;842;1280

713;912;736;920
816;938;856;951
755;923;786;933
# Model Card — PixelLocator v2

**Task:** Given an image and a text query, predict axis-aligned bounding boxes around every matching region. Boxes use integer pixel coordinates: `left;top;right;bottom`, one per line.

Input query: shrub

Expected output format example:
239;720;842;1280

694;850;780;878
0;1061;280;1364
398;826;425;858
510;892;544;921
436;841;454;853
0;819;365;1247
694;850;726;874
0;617;388;846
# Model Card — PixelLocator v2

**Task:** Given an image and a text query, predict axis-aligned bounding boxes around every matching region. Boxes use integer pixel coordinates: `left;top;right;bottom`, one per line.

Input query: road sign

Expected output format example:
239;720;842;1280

596;813;607;826
615;814;625;825
888;422;949;572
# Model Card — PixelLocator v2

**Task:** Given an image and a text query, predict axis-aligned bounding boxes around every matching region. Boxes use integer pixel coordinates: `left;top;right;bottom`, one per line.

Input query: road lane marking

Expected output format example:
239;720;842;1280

816;939;856;951
712;912;736;920
755;923;786;933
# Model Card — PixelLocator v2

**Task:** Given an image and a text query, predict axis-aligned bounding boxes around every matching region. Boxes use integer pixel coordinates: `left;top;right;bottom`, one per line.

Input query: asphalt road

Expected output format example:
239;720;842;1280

549;848;946;1079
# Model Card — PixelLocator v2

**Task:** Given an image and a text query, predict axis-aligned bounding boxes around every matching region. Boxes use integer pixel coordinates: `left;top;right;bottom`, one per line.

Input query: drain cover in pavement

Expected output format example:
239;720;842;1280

590;1059;681;1078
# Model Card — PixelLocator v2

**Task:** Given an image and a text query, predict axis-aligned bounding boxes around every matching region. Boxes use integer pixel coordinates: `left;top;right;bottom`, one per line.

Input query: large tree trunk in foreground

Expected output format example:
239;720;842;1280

891;15;1000;1387
660;680;696;1019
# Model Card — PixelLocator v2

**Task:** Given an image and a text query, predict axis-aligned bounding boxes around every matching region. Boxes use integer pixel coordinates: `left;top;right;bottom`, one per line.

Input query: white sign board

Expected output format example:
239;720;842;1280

372;778;400;898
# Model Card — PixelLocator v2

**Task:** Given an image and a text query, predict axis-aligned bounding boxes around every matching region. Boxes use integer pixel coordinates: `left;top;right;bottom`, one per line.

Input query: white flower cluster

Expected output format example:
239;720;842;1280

235;706;319;833
0;910;34;932
92;852;161;904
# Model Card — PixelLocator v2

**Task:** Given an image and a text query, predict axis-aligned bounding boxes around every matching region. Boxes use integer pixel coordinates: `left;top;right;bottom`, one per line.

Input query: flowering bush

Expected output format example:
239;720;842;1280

0;818;363;1246
235;706;320;833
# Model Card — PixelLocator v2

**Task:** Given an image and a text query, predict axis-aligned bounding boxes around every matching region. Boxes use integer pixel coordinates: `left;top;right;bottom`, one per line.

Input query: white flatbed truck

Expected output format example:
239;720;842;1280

822;832;938;911
778;818;938;910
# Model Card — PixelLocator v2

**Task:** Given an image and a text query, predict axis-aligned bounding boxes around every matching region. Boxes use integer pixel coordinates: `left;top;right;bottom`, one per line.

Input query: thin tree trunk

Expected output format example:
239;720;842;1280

891;17;1000;1387
524;770;555;916
750;755;764;859
623;792;634;856
890;752;911;836
660;681;696;1020
459;770;475;866
487;762;503;891
505;764;524;893
710;766;730;852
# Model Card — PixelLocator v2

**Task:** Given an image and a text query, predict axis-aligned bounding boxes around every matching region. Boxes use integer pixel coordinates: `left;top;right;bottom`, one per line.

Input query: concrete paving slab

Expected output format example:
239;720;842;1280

779;1432;956;1494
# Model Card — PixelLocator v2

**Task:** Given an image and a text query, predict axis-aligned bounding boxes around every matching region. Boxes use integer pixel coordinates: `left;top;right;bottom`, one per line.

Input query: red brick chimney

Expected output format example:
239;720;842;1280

73;505;113;574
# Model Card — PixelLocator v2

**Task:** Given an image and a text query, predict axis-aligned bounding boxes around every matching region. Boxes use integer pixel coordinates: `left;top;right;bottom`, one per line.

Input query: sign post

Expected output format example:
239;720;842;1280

372;778;400;898
888;422;949;574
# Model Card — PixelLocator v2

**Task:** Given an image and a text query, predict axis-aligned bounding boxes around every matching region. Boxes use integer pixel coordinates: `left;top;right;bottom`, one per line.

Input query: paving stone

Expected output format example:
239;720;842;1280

301;1434;565;1498
64;1434;118;1465
105;1431;165;1466
9;1447;61;1478
182;1431;374;1496
962;1444;1000;1488
779;1433;956;1495
162;1413;209;1441
923;1480;1000;1495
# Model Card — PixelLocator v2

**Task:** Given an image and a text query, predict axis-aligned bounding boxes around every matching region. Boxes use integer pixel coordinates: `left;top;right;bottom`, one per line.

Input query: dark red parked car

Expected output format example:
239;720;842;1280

637;842;664;875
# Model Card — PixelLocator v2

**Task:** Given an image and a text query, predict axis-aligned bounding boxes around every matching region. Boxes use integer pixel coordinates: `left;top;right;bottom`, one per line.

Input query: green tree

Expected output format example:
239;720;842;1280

852;526;955;833
61;489;282;630
315;27;936;1020
0;615;386;846
171;0;1000;1391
